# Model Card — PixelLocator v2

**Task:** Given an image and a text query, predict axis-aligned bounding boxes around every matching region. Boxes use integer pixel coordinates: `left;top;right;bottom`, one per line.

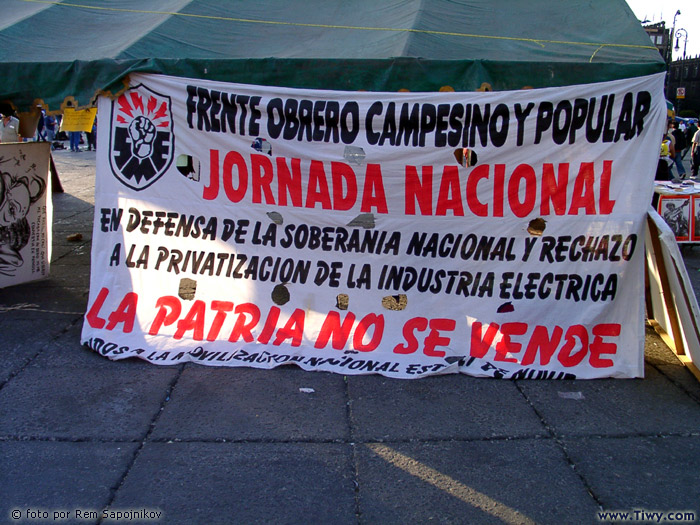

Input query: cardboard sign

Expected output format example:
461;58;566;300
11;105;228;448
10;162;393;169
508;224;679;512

0;142;52;288
81;72;666;378
17;108;41;139
60;107;97;132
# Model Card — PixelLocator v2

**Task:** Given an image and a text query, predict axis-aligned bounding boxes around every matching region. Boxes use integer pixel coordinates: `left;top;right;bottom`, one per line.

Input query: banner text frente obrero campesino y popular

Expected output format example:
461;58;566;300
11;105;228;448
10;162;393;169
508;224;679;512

81;72;666;379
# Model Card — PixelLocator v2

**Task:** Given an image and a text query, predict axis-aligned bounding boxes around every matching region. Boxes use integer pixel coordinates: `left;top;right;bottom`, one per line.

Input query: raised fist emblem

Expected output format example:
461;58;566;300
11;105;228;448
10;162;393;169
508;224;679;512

128;115;156;159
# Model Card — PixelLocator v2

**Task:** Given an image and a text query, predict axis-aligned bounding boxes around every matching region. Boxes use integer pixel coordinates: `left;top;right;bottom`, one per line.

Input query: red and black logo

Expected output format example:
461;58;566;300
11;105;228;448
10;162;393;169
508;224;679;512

109;84;174;190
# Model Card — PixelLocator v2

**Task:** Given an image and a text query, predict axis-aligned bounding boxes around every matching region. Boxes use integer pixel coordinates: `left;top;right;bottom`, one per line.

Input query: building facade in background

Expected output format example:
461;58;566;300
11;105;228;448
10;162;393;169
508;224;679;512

644;22;671;61
667;58;700;117
643;22;699;117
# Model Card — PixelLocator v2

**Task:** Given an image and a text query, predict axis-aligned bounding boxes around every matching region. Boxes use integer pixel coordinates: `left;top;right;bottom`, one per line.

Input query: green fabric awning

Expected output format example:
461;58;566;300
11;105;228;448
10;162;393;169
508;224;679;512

0;0;665;112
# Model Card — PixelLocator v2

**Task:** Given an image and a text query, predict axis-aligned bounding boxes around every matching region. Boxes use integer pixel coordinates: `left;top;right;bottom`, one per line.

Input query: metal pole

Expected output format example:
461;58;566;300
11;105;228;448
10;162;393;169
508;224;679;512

669;10;681;63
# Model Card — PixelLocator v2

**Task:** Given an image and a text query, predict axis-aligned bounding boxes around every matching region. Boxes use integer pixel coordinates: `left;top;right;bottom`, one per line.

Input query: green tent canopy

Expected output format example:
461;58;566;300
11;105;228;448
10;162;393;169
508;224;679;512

0;0;665;112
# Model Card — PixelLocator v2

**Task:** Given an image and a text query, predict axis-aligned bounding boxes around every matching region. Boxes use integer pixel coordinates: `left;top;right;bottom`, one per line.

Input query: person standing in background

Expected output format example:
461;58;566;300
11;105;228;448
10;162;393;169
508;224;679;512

657;131;675;181
0;112;22;143
35;109;46;141
85;117;97;151
684;120;698;159
44;113;56;144
691;126;700;178
670;121;687;178
69;131;81;152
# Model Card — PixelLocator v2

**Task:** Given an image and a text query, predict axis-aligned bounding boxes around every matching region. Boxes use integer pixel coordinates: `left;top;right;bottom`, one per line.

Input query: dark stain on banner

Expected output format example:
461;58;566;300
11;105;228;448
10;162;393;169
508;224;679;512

382;294;407;311
336;293;349;310
178;278;197;301
527;218;547;236
272;283;290;305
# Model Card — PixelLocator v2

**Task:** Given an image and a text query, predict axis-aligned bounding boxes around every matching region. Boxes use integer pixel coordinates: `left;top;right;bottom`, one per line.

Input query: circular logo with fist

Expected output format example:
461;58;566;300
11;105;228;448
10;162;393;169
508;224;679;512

110;84;174;190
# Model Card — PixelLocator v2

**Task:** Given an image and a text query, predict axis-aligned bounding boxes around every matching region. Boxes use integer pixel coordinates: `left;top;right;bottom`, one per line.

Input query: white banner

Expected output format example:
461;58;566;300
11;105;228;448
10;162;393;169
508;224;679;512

81;72;666;378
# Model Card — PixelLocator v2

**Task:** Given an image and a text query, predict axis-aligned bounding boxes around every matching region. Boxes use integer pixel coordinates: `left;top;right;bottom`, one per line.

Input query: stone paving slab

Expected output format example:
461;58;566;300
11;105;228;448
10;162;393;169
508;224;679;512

52;204;94;218
22;265;92;289
53;209;96;229
28;321;156;371
152;366;350;442
654;364;700;403
0;318;72;384
563;435;700;514
347;374;547;441
644;326;685;367
0;296;87;321
0;441;139;522
48;249;92;268
517;365;700;436
355;439;600;524
111;442;356;525
0;367;178;440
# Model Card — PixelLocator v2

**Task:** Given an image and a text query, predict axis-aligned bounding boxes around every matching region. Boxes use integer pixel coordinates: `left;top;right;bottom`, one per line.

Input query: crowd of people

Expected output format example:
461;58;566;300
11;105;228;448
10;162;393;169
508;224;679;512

0;108;96;151
657;118;700;181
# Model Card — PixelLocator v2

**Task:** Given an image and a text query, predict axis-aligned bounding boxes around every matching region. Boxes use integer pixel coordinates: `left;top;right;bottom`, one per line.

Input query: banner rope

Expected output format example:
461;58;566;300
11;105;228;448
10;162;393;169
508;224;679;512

21;0;659;60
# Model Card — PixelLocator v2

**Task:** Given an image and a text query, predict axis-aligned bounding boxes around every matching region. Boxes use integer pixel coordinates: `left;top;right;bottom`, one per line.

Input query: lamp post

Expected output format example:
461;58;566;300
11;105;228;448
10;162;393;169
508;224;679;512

668;9;681;64
675;28;688;60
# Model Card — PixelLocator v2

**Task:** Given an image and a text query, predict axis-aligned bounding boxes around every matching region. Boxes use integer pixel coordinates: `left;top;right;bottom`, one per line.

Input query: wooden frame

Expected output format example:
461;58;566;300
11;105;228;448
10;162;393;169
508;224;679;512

646;213;700;383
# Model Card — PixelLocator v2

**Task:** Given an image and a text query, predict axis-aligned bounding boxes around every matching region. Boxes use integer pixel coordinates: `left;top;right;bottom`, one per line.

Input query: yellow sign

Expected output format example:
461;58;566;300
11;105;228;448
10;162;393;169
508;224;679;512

677;87;686;100
60;107;97;132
